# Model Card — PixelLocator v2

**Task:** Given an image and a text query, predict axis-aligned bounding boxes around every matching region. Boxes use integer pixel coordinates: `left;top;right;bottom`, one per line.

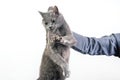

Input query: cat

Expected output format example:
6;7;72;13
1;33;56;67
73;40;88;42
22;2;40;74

37;6;76;80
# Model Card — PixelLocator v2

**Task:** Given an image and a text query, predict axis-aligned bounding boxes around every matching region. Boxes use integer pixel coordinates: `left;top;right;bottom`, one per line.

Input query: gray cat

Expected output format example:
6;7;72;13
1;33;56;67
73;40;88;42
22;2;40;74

37;6;76;80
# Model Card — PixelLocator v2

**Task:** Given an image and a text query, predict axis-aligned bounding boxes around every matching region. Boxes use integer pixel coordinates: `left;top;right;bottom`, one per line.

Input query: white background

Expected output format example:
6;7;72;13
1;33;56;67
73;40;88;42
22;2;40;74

0;0;120;80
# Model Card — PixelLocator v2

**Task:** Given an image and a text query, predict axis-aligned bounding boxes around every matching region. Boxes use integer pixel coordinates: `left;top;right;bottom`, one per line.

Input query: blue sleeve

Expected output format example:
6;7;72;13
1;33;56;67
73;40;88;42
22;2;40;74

72;32;120;56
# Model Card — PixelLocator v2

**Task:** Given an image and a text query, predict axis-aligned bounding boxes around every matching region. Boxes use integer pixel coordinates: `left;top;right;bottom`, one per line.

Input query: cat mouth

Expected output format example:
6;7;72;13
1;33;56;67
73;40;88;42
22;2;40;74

49;27;55;31
49;27;53;30
48;27;57;32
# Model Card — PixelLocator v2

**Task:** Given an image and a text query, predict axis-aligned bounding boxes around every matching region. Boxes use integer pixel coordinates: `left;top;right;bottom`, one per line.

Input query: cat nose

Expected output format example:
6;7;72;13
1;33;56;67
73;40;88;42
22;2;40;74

49;26;52;30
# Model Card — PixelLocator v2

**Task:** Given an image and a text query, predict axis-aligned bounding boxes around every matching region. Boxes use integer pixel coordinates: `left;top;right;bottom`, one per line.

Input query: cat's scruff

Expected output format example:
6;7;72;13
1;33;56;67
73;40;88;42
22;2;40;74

37;6;76;80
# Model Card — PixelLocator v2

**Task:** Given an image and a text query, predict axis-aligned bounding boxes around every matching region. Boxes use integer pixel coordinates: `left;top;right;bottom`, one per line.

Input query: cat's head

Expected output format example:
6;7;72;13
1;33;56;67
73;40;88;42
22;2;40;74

39;6;59;32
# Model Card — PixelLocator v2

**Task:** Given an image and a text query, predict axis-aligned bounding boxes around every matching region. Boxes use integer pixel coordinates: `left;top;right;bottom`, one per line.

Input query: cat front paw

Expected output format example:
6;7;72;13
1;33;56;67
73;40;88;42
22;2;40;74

50;34;62;43
55;35;62;42
60;37;69;45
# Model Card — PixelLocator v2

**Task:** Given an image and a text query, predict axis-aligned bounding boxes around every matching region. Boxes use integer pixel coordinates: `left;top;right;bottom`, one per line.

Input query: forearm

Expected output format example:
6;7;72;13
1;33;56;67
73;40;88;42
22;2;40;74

72;32;118;56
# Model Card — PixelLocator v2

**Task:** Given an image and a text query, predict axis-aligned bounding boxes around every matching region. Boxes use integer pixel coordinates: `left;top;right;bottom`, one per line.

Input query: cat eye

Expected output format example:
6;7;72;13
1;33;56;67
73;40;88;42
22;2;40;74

51;20;55;23
45;22;48;25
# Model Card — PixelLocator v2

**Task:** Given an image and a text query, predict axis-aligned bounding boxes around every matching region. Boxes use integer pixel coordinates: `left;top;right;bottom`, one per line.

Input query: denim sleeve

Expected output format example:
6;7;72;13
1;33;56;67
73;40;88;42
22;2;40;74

72;32;120;56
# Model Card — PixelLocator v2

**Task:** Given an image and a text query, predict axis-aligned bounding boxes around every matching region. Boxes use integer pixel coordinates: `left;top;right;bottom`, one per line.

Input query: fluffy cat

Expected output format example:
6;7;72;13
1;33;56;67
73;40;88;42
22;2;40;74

37;6;76;80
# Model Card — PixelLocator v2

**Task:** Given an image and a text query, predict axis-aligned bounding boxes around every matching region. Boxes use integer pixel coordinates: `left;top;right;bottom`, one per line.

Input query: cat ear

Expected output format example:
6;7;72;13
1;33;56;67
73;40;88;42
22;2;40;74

54;6;59;15
48;6;53;11
38;11;45;18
